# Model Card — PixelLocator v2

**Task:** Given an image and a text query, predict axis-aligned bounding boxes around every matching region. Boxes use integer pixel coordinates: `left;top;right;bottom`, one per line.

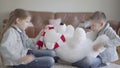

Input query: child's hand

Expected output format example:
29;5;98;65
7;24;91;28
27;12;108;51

18;55;35;64
24;55;35;64
93;43;104;52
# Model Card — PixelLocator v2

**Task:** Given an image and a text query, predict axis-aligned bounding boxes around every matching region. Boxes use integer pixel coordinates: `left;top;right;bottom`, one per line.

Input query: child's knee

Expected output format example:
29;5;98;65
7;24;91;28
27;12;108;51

45;57;55;67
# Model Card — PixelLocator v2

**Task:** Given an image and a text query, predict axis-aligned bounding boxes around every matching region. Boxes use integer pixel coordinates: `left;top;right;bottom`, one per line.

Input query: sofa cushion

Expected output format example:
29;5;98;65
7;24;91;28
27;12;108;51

109;20;120;34
2;11;120;38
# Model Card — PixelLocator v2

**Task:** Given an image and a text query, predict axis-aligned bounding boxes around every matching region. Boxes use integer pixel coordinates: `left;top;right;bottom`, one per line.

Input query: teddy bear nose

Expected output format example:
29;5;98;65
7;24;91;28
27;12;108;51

60;22;64;25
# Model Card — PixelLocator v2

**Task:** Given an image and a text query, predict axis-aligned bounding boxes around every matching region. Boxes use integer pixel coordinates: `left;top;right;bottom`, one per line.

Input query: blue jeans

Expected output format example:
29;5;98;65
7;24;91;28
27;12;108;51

11;49;56;68
72;56;106;68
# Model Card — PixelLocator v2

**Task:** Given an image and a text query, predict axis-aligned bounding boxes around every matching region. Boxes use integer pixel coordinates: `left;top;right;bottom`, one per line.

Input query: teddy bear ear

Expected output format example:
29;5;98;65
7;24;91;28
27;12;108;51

65;25;74;35
76;28;86;35
49;18;61;26
73;27;86;41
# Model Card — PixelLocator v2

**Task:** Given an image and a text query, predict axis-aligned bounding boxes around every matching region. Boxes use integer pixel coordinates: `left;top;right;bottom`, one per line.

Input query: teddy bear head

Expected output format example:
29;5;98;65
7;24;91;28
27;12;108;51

44;23;88;50
43;23;75;49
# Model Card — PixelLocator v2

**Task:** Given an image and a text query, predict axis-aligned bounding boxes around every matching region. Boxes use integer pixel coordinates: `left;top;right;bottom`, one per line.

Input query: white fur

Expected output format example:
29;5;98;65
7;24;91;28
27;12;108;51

44;24;107;63
86;31;97;41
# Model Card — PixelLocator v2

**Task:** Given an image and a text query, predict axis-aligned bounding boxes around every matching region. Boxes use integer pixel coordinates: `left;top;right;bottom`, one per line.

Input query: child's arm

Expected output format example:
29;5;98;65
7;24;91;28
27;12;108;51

104;27;120;47
25;26;46;49
0;28;29;63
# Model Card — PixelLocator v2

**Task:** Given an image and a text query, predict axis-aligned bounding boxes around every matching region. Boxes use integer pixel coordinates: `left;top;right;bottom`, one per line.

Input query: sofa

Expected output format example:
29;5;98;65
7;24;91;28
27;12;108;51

26;11;120;38
3;11;120;38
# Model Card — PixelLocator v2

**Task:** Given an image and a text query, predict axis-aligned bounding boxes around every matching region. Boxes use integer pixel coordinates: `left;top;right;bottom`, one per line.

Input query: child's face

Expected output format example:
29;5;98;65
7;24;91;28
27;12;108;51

16;16;31;30
89;20;103;32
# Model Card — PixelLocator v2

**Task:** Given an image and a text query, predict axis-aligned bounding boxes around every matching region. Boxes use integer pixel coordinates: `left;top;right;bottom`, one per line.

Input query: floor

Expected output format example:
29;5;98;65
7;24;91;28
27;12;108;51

0;58;120;68
53;63;120;68
53;59;120;68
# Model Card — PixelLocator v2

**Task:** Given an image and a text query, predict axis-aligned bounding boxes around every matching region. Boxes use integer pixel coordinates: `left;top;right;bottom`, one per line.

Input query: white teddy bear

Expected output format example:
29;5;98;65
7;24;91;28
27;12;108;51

38;23;108;63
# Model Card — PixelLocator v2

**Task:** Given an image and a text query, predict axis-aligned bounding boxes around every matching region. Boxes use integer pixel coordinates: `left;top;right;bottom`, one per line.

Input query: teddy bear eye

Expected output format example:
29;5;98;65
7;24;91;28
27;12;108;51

60;22;64;25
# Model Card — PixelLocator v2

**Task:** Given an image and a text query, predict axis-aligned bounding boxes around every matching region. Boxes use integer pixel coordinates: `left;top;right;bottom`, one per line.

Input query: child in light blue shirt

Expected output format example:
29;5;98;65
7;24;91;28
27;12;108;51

72;11;120;68
0;9;55;68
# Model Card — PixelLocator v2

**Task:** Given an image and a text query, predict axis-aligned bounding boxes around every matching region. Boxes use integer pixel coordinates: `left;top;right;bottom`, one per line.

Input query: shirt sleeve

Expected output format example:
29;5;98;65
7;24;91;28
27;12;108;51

25;33;40;49
104;27;120;47
0;28;26;60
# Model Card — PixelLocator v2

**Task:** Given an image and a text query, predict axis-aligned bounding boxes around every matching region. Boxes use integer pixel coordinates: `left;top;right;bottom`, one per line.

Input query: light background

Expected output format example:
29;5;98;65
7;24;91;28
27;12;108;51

0;0;120;30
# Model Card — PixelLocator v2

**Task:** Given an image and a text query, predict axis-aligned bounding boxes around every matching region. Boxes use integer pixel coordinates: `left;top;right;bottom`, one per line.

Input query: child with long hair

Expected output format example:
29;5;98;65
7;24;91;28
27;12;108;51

0;9;55;68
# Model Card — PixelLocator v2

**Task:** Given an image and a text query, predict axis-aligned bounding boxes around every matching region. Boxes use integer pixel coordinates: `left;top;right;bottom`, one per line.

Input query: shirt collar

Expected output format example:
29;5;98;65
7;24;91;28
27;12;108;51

12;24;23;33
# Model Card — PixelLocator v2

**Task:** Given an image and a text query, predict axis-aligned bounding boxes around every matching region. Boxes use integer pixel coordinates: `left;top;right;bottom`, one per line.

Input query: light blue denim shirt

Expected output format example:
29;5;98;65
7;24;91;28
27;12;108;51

0;25;39;66
97;23;120;63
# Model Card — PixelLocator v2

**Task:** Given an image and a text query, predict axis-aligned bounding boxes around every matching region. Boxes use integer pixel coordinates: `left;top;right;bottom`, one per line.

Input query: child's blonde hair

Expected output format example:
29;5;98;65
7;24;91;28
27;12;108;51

90;11;106;22
0;9;31;43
